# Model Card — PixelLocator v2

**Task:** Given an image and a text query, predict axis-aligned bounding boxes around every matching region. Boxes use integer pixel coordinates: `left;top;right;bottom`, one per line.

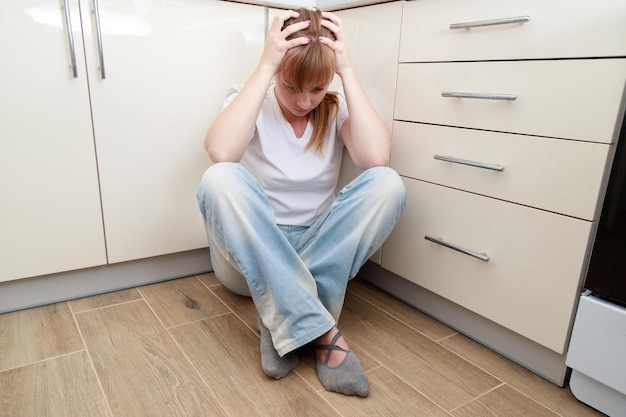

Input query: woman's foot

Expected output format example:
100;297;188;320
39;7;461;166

255;317;299;379
313;328;370;397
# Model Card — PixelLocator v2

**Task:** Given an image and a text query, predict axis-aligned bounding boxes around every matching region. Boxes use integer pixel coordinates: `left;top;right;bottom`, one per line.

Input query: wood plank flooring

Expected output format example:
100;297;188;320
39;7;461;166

0;273;606;417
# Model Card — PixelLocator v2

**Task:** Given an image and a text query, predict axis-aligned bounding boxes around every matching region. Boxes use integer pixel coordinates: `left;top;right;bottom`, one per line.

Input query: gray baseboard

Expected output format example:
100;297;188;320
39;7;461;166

358;261;570;386
0;248;212;314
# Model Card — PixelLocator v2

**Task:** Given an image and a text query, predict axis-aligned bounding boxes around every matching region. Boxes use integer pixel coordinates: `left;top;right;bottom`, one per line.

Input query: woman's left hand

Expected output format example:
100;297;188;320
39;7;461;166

319;11;352;76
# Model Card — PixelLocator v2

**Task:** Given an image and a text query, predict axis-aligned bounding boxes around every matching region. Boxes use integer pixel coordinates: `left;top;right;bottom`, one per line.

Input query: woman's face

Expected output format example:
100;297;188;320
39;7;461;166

274;73;330;119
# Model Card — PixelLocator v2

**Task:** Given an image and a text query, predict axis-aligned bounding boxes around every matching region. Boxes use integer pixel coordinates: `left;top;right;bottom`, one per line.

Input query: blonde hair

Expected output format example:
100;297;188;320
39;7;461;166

279;8;339;154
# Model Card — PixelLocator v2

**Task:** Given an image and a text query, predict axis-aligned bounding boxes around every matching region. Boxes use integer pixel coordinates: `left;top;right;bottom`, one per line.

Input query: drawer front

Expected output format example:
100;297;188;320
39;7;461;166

394;59;626;144
381;178;593;353
391;122;611;220
400;0;626;62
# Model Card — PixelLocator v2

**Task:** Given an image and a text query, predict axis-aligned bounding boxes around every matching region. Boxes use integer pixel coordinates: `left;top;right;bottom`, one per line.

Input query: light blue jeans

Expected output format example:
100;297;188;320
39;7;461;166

196;162;406;356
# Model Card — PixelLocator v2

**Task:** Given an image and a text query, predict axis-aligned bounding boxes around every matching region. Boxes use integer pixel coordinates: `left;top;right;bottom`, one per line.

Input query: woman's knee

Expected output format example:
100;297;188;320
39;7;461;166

364;166;406;205
198;162;242;197
197;163;257;215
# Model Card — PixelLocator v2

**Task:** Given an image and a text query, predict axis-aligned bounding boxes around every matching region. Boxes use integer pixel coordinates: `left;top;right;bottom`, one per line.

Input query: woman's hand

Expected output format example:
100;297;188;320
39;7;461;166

318;12;352;76
204;10;310;162
259;10;311;74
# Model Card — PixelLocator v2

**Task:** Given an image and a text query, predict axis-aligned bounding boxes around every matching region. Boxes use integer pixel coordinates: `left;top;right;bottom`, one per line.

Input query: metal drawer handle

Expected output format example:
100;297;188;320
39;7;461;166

62;0;78;78
92;0;106;79
442;92;518;101
450;15;530;30
434;155;504;172
425;235;489;262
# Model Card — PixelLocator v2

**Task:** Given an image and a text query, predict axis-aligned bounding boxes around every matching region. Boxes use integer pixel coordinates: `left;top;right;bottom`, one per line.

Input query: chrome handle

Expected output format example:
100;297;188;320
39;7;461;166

425;235;489;262
92;0;106;79
62;0;78;78
442;92;518;101
434;155;504;172
450;15;530;30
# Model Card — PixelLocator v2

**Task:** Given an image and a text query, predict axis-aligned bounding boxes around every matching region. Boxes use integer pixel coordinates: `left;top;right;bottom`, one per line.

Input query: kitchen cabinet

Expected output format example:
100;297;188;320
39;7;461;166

0;0;265;282
383;177;594;353
365;0;626;384
1;0;107;282
399;0;626;62
85;0;265;263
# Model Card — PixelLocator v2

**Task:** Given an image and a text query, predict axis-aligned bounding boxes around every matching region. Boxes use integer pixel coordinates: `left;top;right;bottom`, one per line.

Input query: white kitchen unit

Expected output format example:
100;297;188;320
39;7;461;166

0;0;265;311
84;0;265;263
360;0;626;386
1;0;107;282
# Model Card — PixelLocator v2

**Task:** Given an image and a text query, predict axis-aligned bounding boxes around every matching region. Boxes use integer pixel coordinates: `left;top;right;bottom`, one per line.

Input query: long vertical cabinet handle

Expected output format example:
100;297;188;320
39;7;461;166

449;16;530;30
62;0;78;78
92;0;106;79
425;236;490;262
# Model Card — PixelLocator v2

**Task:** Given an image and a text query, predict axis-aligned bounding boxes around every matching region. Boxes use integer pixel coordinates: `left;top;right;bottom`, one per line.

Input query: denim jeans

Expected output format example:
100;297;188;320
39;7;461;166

196;162;406;356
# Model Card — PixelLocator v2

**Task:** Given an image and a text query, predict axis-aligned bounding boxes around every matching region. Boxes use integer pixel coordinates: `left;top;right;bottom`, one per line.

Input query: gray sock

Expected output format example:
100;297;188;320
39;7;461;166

314;332;370;397
316;350;370;397
255;317;298;379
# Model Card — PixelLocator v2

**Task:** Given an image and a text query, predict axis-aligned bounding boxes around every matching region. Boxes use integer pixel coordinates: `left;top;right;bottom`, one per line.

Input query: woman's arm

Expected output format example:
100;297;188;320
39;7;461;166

204;11;311;163
319;12;391;170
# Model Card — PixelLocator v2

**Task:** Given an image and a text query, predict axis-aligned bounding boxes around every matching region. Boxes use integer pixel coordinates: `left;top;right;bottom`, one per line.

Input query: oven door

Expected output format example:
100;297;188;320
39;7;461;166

585;121;626;307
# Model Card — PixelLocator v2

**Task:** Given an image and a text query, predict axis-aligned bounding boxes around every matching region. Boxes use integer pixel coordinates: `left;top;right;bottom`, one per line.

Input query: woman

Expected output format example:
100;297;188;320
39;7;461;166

197;8;406;397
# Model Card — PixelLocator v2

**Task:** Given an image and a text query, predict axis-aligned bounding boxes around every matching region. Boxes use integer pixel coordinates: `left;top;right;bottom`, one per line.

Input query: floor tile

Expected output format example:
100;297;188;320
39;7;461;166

209;284;258;330
441;333;606;417
75;300;226;417
348;279;457;341
196;272;221;287
320;366;451;417
138;276;230;328
170;313;342;417
452;384;560;417
0;302;83;371
69;288;142;313
0;351;112;417
339;292;502;411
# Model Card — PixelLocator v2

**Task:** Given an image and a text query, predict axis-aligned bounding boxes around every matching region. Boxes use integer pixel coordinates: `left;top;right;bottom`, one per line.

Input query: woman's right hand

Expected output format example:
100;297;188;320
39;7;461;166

259;10;311;74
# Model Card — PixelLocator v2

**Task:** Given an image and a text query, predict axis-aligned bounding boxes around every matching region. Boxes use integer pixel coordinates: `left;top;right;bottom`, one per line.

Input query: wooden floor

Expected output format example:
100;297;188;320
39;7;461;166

0;273;606;417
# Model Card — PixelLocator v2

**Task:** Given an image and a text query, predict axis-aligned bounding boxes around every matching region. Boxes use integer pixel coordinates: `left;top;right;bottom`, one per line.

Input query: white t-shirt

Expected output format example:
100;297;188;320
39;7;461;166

223;83;349;226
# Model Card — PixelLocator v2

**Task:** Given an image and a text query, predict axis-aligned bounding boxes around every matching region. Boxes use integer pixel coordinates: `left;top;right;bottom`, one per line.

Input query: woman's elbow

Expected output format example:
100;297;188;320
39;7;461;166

205;135;234;163
207;147;239;164
369;155;390;169
357;153;390;170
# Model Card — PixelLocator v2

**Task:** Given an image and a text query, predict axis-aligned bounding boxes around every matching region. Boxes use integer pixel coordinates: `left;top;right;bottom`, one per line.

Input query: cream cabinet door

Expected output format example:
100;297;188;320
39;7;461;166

391;122;611;221
83;0;266;263
381;178;593;353
0;0;107;282
395;59;626;144
400;0;626;62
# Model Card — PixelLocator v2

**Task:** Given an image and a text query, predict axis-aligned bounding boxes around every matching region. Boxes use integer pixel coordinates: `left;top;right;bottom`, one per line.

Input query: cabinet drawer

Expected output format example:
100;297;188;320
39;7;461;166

391;122;611;220
400;0;626;62
381;178;593;353
394;59;626;144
